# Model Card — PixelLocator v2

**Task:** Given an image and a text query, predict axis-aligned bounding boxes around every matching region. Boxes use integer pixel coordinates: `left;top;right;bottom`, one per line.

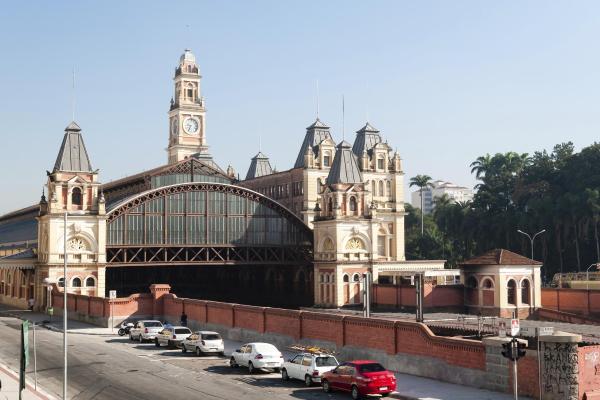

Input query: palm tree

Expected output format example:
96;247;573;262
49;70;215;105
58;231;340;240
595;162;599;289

410;175;433;235
470;154;492;179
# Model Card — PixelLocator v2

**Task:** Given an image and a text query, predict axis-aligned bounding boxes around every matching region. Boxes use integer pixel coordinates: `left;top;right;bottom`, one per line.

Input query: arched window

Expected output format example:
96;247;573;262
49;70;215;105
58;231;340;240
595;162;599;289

349;196;357;213
71;187;82;206
521;279;530;304
328;198;333;216
320;274;325;283
378;181;384;197
386;180;391;197
186;83;194;100
85;277;95;287
58;277;65;288
377;156;385;170
323;151;331;167
317;178;322;193
482;278;494;289
371;181;376;195
343;274;349;283
507;279;517;305
324;275;330;283
72;277;82;288
353;273;360;282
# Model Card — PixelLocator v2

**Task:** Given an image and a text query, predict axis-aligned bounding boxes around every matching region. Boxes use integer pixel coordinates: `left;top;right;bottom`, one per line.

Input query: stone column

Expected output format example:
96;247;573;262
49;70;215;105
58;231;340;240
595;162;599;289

540;332;582;400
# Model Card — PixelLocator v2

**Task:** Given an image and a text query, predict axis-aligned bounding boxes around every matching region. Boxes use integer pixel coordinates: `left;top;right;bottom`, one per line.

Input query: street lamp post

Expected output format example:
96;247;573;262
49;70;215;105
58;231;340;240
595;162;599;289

517;229;546;261
586;263;600;290
63;211;67;400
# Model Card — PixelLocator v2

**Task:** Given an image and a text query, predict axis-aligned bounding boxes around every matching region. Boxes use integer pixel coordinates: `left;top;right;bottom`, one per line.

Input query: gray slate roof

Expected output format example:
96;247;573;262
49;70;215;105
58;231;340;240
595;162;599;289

294;118;333;168
326;141;363;185
1;248;36;260
0;214;38;247
190;148;226;174
245;152;273;180
53;122;93;173
352;122;382;158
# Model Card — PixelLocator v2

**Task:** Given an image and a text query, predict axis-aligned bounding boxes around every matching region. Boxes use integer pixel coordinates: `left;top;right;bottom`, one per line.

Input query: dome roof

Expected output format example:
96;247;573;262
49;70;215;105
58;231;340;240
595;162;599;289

180;49;196;64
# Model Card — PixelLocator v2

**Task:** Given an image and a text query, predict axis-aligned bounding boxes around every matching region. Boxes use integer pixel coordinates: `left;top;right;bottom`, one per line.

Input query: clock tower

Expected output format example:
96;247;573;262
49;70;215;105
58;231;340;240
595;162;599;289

167;49;207;164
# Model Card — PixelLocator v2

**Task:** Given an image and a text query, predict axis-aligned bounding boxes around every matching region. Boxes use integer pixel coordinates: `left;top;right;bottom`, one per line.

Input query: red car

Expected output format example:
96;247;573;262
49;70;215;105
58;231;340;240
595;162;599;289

321;360;396;399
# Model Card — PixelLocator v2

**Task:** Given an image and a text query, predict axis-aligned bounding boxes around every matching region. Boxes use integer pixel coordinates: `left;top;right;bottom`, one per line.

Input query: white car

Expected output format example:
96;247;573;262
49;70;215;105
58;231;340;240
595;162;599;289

182;331;225;356
154;326;192;348
282;353;339;386
129;320;164;343
229;342;284;374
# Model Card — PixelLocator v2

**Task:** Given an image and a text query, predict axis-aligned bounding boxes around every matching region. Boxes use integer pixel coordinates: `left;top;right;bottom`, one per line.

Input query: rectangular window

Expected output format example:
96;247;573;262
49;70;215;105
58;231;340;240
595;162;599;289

377;236;386;257
208;192;226;214
186;215;206;243
377;158;384;170
145;215;164;244
227;194;245;215
228;216;246;244
126;215;144;244
187;191;206;214
167;215;185;244
208;216;226;244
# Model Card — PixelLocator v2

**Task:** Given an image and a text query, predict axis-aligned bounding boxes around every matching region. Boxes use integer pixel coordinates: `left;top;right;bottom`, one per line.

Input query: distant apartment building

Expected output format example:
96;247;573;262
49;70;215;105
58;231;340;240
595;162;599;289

410;180;474;214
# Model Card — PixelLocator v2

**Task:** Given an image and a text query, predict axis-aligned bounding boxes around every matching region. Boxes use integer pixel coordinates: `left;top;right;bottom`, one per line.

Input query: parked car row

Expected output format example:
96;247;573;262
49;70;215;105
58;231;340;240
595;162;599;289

122;320;396;399
127;319;224;356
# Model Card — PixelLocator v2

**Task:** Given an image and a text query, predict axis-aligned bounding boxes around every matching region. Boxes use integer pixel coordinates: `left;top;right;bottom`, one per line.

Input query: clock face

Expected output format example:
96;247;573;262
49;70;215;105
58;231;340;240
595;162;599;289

183;117;199;134
171;118;178;136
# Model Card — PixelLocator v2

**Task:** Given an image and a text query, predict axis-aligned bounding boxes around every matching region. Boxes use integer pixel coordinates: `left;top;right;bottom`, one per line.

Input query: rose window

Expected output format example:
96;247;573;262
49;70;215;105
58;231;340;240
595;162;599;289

67;238;87;252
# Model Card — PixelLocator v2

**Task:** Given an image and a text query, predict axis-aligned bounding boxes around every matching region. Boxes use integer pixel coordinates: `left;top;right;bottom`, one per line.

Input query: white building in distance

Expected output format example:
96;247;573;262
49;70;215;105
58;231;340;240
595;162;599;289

411;180;474;214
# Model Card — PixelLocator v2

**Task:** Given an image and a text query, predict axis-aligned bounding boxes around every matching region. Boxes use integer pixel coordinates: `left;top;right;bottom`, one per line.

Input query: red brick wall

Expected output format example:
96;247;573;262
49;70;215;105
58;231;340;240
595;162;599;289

579;345;600;400
373;284;464;308
265;309;301;340
509;354;539;399
542;288;600;317
483;290;494;306
344;317;396;354
233;305;265;333
300;312;344;345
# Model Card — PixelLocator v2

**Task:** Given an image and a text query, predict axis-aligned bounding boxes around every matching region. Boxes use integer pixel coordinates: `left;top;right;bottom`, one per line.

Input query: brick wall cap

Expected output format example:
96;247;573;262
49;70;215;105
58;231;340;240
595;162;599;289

539;331;582;343
482;337;528;347
149;284;171;291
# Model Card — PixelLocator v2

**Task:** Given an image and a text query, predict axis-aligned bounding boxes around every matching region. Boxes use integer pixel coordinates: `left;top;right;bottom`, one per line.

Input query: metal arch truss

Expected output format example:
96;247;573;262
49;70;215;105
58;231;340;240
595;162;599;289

107;182;306;229
106;245;312;266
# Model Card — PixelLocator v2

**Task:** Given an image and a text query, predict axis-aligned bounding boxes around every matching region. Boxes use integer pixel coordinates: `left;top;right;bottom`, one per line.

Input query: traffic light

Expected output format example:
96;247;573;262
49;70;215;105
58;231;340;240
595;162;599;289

517;341;527;360
501;341;514;361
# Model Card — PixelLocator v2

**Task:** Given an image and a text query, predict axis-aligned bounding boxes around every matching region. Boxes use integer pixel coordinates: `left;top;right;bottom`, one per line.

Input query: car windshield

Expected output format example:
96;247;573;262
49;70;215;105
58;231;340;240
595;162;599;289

358;363;386;373
254;344;278;354
144;322;162;327
315;356;338;367
202;334;221;340
175;328;191;334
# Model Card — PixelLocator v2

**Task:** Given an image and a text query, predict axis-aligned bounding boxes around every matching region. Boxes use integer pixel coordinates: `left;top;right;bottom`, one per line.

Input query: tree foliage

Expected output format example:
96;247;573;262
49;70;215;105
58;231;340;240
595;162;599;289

406;142;600;281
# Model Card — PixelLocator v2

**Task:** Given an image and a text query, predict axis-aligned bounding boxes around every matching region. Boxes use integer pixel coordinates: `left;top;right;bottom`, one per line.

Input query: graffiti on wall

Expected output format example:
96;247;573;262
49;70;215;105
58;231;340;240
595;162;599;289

543;342;578;398
584;350;600;376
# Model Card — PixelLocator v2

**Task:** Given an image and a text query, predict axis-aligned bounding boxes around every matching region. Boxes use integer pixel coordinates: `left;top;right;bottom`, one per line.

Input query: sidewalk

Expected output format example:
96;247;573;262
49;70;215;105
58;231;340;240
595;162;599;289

390;373;528;400
0;362;55;400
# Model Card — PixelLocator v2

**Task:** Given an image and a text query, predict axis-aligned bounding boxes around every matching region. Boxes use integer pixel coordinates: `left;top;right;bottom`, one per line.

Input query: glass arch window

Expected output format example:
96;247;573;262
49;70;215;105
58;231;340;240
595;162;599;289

85;277;95;287
507;279;517;305
521;279;530;304
72;277;82;288
72;187;82;206
107;184;312;248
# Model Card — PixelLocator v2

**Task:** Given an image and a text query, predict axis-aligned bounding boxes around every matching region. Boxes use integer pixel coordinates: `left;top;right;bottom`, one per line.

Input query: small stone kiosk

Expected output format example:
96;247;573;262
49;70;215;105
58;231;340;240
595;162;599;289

460;249;542;318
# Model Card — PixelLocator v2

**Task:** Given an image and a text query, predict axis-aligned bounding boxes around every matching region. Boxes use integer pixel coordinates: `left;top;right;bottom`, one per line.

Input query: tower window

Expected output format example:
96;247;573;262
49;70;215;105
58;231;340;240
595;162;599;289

323;152;331;167
377;156;385;170
186;83;195;100
328;198;333;216
349;196;357;213
72;187;82;206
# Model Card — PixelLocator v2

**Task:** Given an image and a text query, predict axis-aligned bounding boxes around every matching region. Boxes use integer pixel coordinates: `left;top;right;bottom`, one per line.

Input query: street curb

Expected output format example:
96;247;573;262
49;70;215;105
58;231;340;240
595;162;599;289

0;362;57;400
390;394;419;400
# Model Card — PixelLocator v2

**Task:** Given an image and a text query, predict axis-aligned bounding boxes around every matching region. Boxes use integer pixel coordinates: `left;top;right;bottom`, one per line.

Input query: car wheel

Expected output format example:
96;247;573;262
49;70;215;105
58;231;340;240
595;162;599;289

138;334;143;343
381;394;390;398
181;344;187;353
196;347;203;357
274;367;281;373
129;333;133;341
229;357;238;368
248;362;255;374
322;379;331;393
168;340;174;348
351;385;361;400
155;338;160;347
281;369;289;381
304;374;313;387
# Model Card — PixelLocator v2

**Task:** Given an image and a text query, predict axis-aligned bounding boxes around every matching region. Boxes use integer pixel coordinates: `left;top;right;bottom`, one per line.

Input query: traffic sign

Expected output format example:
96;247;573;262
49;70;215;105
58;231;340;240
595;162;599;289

537;327;554;336
510;319;520;337
109;290;117;299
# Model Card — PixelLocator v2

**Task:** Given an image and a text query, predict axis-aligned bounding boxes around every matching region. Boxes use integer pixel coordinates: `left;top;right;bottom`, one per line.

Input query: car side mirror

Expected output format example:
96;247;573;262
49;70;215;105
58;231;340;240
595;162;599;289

235;349;241;353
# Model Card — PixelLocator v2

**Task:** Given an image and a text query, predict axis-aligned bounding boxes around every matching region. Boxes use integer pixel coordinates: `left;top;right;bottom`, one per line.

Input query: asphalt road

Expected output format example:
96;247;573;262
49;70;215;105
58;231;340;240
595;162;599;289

0;315;353;400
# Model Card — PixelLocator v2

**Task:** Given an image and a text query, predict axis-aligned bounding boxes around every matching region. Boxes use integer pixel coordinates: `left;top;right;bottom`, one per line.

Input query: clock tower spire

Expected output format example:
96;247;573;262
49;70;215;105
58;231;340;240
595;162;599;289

167;49;207;164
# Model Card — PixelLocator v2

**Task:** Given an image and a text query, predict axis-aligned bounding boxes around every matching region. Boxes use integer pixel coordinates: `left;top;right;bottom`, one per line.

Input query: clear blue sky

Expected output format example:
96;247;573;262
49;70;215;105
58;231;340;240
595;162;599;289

1;1;599;214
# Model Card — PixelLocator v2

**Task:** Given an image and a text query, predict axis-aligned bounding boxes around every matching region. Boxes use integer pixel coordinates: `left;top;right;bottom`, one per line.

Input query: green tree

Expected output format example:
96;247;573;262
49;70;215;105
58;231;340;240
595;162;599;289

409;174;432;236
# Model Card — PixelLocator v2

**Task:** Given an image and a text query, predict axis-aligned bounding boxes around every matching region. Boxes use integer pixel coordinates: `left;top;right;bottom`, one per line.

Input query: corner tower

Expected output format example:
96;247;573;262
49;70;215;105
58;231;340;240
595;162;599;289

36;122;107;302
167;49;207;164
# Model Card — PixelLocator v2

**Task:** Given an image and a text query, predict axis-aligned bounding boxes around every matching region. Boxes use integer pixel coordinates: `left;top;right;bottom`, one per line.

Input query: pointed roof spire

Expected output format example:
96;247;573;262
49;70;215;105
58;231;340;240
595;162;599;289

294;118;333;168
352;121;382;158
326;141;363;185
245;151;273;180
52;121;93;173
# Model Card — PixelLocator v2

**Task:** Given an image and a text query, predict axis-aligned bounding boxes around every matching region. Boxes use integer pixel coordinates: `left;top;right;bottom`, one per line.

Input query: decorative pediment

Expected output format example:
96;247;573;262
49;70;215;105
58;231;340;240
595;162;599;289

345;237;366;250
